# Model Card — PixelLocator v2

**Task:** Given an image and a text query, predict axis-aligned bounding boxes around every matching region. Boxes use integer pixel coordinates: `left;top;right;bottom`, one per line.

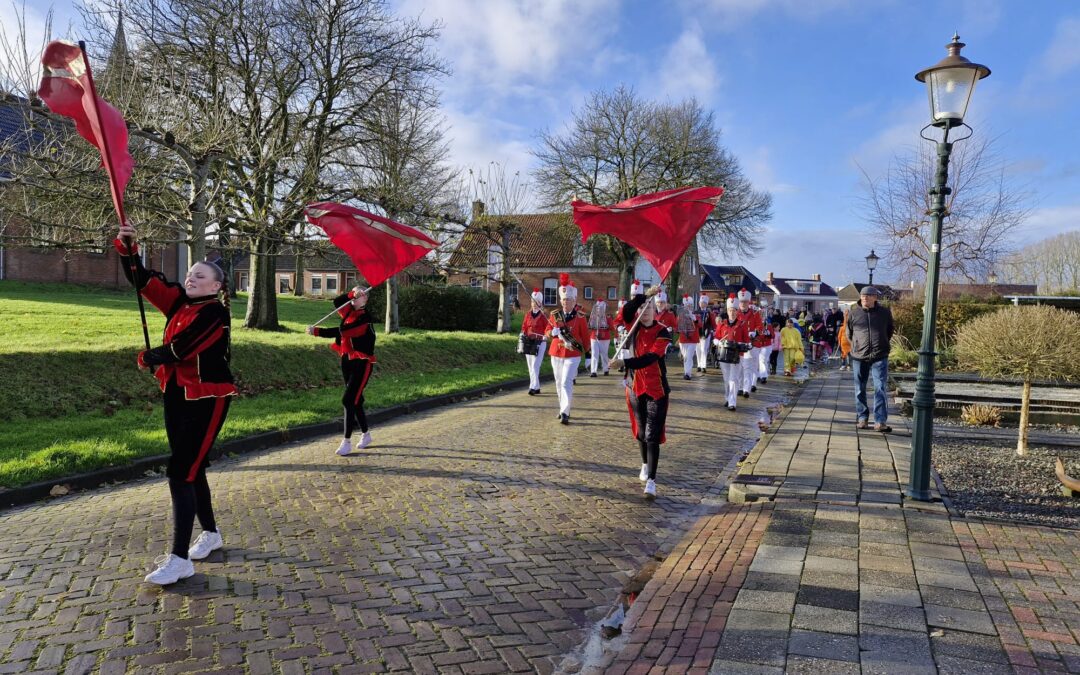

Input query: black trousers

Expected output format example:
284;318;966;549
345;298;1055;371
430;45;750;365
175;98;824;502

630;392;668;480
341;356;373;438
769;349;780;373
162;379;231;558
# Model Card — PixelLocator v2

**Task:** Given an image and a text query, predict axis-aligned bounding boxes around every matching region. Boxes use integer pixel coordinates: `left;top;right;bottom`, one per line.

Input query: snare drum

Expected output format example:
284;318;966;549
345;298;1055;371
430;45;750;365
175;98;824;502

521;336;542;356
718;340;740;364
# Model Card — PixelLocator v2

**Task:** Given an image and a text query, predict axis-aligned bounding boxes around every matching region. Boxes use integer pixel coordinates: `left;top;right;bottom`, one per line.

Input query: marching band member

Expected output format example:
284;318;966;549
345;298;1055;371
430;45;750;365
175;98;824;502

308;286;377;456
714;295;750;410
116;222;237;586
755;302;774;384
695;294;713;374
609;285;670;500
676;294;700;380
546;273;591;424
734;288;764;397
654;287;677;332
520;288;549;395
588;299;614;377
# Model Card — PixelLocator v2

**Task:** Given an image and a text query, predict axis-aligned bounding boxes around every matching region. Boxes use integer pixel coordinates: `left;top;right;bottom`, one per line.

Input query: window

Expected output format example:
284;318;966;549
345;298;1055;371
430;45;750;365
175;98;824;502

278;275;291;294
326;275;338;294
607;286;617;300
470;276;481;288
238;272;249;292
583;286;593;300
543;277;558;306
344;272;357;289
725;274;744;286
311;276;322;294
508;281;520;298
689;257;697;276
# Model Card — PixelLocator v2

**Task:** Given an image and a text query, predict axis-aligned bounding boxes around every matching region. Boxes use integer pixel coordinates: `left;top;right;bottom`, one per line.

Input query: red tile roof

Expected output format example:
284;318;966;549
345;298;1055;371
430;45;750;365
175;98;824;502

447;212;620;270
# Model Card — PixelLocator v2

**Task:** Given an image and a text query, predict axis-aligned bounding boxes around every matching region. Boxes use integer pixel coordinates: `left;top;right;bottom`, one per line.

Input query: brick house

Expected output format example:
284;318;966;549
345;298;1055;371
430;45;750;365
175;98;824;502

231;246;439;296
700;265;775;306
445;203;702;308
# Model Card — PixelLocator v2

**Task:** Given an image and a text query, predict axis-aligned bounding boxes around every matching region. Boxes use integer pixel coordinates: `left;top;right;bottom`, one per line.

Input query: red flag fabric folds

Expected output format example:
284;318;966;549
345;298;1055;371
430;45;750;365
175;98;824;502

38;40;133;222
305;202;439;288
572;186;724;280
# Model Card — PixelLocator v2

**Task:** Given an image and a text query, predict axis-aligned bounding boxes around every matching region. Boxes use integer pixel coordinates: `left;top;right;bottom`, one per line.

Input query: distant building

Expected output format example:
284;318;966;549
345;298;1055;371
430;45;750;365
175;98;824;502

836;283;912;308
700;265;774;306
937;283;1037;301
231;246;438;296
765;272;839;314
446;201;700;308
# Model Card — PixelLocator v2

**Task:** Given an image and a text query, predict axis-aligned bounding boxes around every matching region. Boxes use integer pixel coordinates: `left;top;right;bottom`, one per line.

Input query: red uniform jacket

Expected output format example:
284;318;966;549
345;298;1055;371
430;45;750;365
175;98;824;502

656;308;677;332
521;310;549;339
753;317;774;349
735;308;764;347
714;318;750;346
116;239;236;400
546;308;591;358
590;316;613;341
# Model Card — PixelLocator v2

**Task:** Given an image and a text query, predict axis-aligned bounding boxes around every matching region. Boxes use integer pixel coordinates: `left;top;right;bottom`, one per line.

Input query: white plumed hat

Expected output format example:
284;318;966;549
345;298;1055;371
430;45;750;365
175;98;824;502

558;273;577;300
726;293;736;312
630;279;644;296
737;288;752;303
530;287;544;305
656;287;668;303
681;294;693;307
699;293;709;306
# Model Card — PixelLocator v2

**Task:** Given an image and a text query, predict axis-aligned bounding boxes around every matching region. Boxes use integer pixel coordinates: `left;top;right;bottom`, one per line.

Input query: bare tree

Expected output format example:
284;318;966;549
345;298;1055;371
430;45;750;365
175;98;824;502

858;133;1034;283
1003;231;1080;294
533;86;771;297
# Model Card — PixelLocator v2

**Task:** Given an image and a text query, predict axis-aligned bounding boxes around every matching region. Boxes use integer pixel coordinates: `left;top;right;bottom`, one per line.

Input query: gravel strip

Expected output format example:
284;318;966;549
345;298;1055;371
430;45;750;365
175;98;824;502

933;441;1080;529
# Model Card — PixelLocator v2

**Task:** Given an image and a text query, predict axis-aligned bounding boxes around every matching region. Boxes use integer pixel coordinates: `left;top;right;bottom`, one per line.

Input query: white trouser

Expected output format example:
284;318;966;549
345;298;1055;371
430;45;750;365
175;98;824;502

742;348;759;392
697;336;710;369
525;340;546;390
679;342;697;376
721;361;741;408
551;356;580;415
758;345;772;379
590;339;610;373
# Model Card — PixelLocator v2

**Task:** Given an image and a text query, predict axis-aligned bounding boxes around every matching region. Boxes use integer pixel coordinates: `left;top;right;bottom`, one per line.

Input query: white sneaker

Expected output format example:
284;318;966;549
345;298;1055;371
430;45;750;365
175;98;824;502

188;531;223;560
336;438;352;456
144;554;194;585
644;479;657;499
357;432;372;450
639;464;649;482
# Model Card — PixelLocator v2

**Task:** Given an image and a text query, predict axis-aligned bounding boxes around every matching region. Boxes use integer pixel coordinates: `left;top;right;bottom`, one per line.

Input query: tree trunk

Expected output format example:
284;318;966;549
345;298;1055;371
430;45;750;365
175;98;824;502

497;229;511;334
667;253;683;306
619;255;636;298
293;249;305;296
244;236;281;330
186;159;210;265
384;274;400;333
1017;379;1032;456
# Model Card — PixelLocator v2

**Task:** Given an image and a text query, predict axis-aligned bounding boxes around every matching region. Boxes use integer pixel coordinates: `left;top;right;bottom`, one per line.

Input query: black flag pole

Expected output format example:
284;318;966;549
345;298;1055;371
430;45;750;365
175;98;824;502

78;40;150;352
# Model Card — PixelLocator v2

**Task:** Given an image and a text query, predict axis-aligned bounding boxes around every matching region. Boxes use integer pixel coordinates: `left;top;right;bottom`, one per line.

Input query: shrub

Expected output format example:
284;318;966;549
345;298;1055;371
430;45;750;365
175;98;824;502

956;305;1080;454
891;300;1004;348
960;403;1002;427
365;284;499;331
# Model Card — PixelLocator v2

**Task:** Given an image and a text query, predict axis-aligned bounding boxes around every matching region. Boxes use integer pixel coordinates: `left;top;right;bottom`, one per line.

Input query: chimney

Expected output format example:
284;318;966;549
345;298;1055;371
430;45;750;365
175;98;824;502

767;272;774;284
812;273;821;282
471;200;485;222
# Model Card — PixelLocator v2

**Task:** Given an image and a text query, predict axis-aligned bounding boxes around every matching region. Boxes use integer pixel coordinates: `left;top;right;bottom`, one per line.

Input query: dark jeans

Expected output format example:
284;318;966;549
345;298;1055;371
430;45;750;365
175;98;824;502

852;358;889;424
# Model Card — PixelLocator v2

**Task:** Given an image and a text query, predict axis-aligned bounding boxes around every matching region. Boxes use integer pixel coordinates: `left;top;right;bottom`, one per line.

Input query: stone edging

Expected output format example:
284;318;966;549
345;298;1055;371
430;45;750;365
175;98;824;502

0;373;554;511
727;384;807;504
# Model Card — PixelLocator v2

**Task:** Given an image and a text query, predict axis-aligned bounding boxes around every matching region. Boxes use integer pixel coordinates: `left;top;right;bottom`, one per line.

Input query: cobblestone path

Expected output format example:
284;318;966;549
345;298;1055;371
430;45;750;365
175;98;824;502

0;368;793;674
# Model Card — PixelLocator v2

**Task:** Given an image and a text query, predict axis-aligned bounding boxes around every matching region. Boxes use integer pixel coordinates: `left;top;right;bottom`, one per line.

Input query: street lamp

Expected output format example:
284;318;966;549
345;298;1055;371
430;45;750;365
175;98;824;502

907;34;990;502
987;270;998;285
865;250;880;285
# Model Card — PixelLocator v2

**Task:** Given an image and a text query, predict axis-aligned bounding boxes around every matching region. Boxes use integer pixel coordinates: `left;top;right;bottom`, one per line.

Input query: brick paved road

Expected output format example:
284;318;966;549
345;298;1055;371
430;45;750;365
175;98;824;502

0;368;793;674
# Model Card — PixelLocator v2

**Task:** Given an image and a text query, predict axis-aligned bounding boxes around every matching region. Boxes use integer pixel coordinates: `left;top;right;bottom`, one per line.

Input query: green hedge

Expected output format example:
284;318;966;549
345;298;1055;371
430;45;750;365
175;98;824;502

365;284;499;331
890;301;1005;348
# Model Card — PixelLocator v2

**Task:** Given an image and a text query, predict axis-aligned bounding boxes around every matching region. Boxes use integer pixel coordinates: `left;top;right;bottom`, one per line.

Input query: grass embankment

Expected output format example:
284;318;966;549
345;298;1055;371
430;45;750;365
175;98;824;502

0;281;546;488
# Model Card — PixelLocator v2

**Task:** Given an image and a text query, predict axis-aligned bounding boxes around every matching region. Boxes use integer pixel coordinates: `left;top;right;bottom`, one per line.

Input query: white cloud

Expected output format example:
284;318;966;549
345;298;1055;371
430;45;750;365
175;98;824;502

649;22;720;105
687;0;874;26
442;105;537;204
742;146;797;194
1033;16;1080;81
1017;204;1080;245
849;97;927;181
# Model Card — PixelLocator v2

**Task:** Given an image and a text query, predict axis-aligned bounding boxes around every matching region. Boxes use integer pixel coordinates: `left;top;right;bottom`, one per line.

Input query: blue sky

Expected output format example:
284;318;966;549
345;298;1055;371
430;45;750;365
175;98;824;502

8;0;1080;287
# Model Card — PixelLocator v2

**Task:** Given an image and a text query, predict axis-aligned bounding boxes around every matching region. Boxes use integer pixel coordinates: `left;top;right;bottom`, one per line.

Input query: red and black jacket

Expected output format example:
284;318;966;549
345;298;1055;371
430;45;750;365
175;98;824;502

116;240;236;400
620;295;672;399
311;291;376;361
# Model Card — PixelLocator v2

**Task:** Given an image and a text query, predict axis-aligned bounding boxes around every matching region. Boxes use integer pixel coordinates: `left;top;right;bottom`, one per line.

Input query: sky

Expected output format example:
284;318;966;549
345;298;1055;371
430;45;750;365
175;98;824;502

6;0;1080;288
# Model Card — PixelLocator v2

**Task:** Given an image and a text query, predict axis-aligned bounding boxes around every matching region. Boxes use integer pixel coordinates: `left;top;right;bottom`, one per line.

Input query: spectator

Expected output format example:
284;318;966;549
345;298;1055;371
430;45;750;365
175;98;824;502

837;308;851;371
846;286;894;432
808;314;828;362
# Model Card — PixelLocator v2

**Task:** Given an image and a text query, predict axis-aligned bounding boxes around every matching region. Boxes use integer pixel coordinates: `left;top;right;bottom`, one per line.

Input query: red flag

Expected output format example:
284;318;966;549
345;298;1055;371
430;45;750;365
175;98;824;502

305;202;439;288
38;40;134;223
572;186;724;280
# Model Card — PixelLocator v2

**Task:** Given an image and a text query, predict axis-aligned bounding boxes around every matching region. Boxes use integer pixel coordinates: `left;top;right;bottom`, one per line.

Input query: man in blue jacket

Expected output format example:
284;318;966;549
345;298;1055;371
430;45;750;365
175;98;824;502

845;286;894;432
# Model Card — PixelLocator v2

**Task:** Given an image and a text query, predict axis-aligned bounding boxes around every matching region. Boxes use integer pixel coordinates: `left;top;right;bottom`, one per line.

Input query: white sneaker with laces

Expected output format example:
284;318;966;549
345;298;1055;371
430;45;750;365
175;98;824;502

639;464;649;482
357;431;372;450
644;479;657;499
336;438;352;456
144;554;194;585
188;531;223;560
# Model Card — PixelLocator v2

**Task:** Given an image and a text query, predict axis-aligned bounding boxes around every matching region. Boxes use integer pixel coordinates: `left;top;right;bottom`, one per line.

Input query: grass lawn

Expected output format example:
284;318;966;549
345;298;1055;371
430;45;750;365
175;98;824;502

0;281;550;488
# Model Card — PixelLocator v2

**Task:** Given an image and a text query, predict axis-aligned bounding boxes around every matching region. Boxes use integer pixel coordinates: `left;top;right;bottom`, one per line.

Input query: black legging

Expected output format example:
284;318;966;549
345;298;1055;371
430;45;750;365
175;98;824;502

170;471;216;559
631;393;669;480
770;349;780;373
341;357;373;438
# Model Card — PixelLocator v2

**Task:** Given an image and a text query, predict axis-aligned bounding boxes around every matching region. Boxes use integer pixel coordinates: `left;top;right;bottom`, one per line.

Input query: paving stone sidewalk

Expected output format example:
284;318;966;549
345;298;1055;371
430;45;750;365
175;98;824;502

0;366;794;674
605;370;1080;674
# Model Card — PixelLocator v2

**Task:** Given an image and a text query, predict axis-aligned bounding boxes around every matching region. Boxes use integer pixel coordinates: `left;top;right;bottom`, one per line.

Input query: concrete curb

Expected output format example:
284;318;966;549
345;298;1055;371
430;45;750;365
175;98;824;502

0;373;554;511
727;384;807;504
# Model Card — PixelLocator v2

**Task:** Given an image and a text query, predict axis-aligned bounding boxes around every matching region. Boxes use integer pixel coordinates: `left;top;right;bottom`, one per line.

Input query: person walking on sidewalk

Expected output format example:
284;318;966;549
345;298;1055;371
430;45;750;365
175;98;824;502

609;284;670;500
520;288;549;395
116;222;237;586
308;286;377;455
780;318;805;377
837;307;852;371
846;286;894;432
